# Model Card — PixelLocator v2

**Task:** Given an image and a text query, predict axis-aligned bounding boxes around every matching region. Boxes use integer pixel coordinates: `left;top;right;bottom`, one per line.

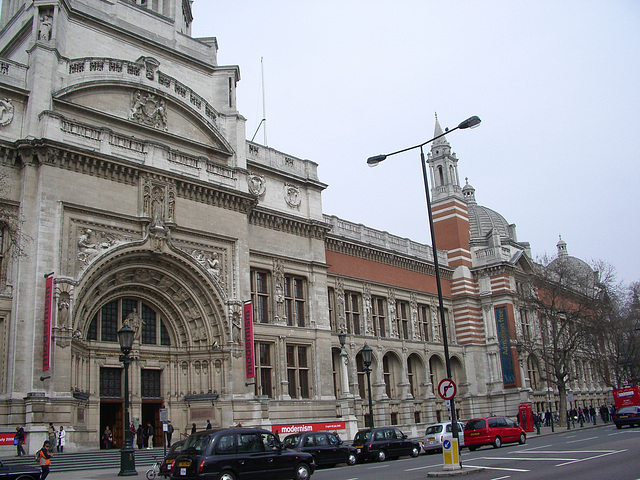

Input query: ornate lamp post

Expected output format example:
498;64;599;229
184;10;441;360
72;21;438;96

367;115;481;460
361;344;374;428
117;323;137;476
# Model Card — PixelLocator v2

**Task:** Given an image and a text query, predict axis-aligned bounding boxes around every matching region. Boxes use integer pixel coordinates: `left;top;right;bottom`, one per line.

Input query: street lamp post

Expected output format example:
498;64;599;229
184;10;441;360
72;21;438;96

540;318;555;432
361;344;374;428
367;115;481;458
117;323;137;476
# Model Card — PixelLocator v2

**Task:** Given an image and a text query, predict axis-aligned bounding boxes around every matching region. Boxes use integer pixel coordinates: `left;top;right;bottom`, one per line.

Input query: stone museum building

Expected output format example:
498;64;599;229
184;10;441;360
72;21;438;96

0;0;610;452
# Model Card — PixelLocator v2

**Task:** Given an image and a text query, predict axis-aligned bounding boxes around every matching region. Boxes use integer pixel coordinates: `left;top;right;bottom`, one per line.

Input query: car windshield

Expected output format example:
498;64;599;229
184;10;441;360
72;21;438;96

425;425;443;435
283;434;300;448
465;419;486;430
353;430;371;444
182;433;215;453
617;406;639;414
169;442;184;454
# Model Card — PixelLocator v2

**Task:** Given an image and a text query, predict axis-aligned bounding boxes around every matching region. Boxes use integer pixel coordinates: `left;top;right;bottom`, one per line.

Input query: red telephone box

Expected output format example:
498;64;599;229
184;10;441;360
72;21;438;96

518;403;534;432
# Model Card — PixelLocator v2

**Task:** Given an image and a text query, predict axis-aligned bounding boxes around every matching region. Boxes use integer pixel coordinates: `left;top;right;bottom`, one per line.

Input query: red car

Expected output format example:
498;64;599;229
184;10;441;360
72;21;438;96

463;416;526;451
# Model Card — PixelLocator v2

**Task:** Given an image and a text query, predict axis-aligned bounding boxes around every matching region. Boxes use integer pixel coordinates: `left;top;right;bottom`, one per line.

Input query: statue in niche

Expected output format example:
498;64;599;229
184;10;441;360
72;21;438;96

167;191;175;222
150;187;165;228
275;282;284;323
38;13;52;41
57;294;70;328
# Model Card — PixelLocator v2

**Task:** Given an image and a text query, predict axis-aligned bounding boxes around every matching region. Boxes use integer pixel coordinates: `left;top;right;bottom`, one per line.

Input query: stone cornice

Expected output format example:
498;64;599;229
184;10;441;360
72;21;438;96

5;139;256;215
249;207;331;240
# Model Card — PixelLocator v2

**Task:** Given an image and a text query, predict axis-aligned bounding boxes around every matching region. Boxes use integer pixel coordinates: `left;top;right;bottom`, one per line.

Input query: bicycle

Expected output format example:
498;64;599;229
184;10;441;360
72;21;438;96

146;458;161;480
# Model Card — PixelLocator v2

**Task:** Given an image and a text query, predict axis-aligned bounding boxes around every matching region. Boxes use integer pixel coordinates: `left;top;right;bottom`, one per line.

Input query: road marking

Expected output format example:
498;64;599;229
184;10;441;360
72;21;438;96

489;477;511;480
367;464;390;469
405;465;439;472
566;436;598;443
555;449;626;467
483;456;577;462
511;444;552;451
464;464;529;472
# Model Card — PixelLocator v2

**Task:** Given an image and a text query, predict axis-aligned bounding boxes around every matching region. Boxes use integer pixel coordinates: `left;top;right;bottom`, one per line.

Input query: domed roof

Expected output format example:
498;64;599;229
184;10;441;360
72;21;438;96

462;178;513;241
468;204;512;240
549;236;595;283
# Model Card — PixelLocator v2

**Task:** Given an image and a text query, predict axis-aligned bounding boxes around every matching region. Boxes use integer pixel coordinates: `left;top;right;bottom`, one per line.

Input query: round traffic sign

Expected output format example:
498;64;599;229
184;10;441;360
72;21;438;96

438;378;457;400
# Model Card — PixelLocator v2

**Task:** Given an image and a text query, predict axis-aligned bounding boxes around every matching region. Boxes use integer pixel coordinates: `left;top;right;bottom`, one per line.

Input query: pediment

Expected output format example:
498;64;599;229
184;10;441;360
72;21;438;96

53;81;233;157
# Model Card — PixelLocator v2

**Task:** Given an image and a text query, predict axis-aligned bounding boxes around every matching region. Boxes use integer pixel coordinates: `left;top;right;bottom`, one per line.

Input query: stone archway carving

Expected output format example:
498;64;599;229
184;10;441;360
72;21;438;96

72;246;229;347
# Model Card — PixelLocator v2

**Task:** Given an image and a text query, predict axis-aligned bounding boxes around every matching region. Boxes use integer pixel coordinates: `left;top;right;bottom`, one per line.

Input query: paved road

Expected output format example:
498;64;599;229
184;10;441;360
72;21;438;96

38;423;620;480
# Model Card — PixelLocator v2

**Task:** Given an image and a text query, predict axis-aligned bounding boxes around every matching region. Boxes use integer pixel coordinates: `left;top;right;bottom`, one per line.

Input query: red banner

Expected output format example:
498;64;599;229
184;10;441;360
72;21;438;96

43;275;53;371
244;302;255;379
0;433;17;445
272;422;346;435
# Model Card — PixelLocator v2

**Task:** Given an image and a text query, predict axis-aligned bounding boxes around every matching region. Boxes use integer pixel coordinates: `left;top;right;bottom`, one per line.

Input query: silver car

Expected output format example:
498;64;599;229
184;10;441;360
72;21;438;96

421;421;465;453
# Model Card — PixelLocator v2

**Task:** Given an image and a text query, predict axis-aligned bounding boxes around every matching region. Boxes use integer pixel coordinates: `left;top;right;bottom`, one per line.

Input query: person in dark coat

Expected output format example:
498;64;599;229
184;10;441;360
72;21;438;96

14;426;26;456
166;421;174;447
191;423;197;434
136;424;145;450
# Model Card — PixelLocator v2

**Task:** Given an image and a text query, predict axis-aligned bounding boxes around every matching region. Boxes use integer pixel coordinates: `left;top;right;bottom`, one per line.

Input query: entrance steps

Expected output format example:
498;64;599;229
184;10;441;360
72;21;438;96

1;447;166;472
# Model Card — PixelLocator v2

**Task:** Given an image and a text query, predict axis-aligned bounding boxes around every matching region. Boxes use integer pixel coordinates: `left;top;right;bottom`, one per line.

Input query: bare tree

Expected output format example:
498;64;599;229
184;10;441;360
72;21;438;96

517;254;612;426
586;281;640;388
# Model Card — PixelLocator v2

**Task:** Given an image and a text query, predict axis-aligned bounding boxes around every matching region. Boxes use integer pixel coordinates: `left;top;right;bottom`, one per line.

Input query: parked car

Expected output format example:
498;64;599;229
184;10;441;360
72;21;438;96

352;426;420;462
0;460;41;480
421;421;465;453
464;416;526;451
612;405;640;429
282;431;357;467
159;440;185;477
170;427;316;480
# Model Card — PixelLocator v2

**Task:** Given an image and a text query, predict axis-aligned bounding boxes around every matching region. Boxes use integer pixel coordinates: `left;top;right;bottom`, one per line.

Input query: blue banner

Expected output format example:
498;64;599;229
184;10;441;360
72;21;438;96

495;307;516;385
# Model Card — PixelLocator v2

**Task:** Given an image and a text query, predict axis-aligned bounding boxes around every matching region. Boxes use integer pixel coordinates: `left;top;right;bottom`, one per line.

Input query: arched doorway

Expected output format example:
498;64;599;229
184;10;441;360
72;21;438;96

70;246;230;448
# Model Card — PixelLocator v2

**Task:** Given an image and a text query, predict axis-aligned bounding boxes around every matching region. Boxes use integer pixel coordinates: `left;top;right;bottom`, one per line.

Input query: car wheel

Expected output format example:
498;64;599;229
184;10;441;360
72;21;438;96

411;446;420;457
346;453;357;466
519;433;526;445
16;476;39;480
294;463;311;480
219;472;236;480
468;446;477;451
616;424;622;430
492;436;502;448
376;449;387;462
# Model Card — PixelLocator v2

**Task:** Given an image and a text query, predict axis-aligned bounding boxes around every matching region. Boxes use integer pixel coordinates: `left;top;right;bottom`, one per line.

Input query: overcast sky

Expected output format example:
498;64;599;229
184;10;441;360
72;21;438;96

192;1;640;287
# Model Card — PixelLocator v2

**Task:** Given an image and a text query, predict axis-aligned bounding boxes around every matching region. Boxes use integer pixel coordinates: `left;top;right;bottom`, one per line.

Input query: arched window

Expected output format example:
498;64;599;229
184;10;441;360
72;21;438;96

437;166;444;186
86;298;170;346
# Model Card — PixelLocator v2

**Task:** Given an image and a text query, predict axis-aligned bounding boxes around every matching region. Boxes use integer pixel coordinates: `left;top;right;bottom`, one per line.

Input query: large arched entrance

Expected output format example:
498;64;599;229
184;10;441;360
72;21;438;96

69;243;231;448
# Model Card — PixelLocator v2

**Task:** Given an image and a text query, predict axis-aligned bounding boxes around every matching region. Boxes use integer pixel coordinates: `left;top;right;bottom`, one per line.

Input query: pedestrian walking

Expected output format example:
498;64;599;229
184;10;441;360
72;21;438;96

146;422;154;449
102;426;113;449
14;426;26;456
57;426;66;453
191;423;196;434
36;440;53;480
206;419;212;430
166;420;174;447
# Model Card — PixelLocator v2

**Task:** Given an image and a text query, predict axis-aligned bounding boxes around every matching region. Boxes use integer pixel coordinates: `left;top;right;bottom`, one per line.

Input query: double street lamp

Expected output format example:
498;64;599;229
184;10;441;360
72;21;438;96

117;323;137;476
367;115;481;455
361;344;374;428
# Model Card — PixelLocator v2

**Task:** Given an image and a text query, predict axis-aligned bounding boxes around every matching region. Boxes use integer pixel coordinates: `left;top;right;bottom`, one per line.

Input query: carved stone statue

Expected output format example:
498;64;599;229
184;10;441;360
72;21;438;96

125;308;143;342
38;13;53;41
